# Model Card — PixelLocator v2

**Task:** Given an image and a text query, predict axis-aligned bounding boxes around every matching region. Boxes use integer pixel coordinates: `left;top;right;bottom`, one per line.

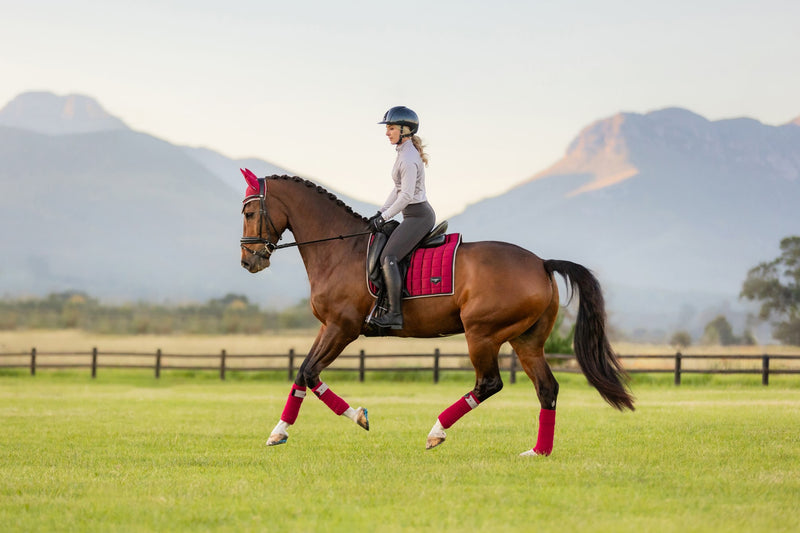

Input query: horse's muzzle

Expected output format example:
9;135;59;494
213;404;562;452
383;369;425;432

240;247;270;272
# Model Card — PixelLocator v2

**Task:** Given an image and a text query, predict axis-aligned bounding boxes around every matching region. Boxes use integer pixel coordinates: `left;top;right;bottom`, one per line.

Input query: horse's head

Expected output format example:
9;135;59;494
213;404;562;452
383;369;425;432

240;169;287;273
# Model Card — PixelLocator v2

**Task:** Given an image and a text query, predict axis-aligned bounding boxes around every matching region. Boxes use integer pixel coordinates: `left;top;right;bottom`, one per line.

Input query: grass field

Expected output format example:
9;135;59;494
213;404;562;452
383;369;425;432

2;371;799;532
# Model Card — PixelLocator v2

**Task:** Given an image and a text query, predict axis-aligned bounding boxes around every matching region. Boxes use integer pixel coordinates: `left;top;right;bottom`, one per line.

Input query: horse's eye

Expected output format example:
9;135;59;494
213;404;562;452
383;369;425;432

244;212;254;220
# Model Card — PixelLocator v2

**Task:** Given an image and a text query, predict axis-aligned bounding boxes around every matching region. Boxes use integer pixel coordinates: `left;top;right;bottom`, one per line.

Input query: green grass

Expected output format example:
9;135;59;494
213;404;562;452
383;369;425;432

1;373;799;532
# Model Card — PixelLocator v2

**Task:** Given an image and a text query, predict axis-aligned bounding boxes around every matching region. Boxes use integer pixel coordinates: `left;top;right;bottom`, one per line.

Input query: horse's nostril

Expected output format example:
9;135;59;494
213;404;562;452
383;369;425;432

241;260;249;269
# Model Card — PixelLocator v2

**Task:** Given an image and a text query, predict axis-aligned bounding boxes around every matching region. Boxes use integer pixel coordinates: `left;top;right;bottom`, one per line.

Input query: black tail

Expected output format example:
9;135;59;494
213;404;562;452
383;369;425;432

544;260;635;411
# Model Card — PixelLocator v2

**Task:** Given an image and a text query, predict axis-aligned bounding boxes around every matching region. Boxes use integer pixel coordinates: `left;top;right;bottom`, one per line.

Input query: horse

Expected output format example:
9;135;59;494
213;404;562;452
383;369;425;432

239;170;634;456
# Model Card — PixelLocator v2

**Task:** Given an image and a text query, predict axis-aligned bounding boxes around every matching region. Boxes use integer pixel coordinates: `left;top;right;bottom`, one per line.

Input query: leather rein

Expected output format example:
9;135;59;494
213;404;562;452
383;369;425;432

240;177;371;260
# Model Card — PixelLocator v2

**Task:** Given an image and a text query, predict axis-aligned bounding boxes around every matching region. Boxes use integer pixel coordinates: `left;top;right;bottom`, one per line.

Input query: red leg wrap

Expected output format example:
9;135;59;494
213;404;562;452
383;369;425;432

438;392;481;429
533;408;556;456
280;384;307;424
312;382;350;416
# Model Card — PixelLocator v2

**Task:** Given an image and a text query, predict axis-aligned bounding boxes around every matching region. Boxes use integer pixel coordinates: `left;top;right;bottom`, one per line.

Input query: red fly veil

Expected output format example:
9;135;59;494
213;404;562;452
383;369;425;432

241;168;260;199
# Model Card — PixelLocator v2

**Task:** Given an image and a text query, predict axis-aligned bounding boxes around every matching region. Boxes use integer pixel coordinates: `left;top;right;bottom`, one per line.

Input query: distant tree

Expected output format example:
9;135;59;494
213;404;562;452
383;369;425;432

741;236;800;346
702;315;737;346
670;330;692;348
278;299;318;329
45;290;89;303
45;290;96;309
544;310;575;355
208;294;252;308
741;329;757;346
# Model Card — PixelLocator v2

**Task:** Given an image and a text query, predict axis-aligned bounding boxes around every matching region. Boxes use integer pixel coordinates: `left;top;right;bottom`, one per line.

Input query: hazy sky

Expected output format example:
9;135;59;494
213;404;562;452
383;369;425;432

2;0;799;217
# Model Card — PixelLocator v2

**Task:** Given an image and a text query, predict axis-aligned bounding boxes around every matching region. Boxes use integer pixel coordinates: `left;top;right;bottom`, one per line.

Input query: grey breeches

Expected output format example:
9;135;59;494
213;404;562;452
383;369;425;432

381;201;436;262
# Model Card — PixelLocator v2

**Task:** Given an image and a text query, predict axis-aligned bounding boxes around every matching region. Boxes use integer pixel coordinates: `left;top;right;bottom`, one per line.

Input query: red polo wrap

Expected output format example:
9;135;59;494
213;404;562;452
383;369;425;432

438;392;481;429
533;408;556;456
312;381;350;416
280;384;307;424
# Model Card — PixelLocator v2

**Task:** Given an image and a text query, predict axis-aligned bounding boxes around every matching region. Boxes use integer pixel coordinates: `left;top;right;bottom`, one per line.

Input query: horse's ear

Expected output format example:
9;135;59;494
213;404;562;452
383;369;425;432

241;168;260;197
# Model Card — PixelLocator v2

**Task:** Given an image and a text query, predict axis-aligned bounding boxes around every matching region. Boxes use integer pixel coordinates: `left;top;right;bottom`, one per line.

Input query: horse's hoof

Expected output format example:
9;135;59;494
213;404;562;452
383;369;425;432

426;436;446;449
266;433;288;446
356;407;369;431
519;448;550;457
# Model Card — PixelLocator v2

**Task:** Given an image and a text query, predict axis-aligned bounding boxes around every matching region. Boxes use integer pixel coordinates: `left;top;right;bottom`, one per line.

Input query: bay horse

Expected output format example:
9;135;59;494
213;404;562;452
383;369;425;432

239;170;634;456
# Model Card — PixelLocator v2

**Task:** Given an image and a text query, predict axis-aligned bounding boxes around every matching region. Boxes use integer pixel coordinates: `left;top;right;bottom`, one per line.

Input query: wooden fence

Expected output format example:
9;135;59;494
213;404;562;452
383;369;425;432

1;348;800;385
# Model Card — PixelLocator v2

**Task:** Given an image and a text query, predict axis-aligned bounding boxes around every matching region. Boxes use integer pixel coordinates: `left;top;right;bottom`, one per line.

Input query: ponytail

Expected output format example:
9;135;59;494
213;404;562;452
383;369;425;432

411;135;429;166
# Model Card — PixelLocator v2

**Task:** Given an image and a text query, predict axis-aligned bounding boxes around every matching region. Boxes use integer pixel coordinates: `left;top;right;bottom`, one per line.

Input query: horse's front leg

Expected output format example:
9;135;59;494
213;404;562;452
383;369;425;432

267;323;368;446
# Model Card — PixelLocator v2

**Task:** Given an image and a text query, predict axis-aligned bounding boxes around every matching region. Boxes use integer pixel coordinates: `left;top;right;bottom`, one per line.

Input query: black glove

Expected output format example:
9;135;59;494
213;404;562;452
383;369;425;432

368;211;385;232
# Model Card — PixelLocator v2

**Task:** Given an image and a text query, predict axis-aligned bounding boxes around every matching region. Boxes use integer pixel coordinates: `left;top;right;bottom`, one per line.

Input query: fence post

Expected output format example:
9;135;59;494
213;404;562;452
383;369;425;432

762;355;769;386
674;351;682;386
220;349;227;381
509;350;517;384
433;348;440;384
30;347;36;376
288;349;295;381
155;348;162;379
359;350;366;382
91;347;98;379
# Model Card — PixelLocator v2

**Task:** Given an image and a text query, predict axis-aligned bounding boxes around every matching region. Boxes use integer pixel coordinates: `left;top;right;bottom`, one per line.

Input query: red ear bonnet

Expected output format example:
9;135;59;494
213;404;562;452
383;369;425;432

241;168;260;199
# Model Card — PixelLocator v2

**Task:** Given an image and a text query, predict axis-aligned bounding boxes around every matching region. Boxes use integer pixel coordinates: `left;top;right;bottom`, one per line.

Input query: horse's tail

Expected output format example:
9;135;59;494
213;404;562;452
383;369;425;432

544;259;635;411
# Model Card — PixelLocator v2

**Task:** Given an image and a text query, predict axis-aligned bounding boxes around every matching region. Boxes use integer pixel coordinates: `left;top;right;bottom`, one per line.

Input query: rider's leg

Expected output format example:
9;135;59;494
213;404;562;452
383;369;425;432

370;255;403;329
372;202;435;329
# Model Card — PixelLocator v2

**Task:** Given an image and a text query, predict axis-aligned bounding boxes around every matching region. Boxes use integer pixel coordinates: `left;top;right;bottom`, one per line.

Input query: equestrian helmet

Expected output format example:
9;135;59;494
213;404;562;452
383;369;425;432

379;106;419;136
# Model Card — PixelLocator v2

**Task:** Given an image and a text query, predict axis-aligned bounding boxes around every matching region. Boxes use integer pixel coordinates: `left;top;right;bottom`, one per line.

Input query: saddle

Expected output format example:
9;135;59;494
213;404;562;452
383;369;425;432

367;220;449;295
367;220;460;300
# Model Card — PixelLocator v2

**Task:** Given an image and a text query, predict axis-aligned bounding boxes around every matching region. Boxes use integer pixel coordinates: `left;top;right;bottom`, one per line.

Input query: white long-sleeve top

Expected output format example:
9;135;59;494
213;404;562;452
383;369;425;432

380;139;428;220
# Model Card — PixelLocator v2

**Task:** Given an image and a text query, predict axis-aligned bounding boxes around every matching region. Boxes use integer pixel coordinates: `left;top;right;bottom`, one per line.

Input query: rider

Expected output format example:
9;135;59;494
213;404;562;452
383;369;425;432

368;106;436;329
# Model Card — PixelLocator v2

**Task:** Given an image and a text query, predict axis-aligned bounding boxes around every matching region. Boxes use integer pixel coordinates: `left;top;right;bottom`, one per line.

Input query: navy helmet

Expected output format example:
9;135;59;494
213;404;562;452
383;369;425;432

378;106;419;136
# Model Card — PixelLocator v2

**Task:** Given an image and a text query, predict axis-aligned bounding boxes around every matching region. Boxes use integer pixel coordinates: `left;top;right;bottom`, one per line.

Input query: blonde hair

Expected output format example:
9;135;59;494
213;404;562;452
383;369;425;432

396;125;429;166
410;135;429;166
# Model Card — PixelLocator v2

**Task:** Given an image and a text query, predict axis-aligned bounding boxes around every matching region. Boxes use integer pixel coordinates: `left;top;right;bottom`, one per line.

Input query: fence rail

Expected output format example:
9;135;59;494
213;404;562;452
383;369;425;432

2;348;800;385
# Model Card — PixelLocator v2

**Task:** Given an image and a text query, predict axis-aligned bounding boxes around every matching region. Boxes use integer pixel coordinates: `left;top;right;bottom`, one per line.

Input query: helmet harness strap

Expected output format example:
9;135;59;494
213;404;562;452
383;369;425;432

395;125;411;145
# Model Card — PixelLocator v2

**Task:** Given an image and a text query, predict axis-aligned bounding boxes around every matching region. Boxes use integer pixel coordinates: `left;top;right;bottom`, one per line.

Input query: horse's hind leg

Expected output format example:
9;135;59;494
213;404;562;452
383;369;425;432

509;297;560;456
426;333;503;449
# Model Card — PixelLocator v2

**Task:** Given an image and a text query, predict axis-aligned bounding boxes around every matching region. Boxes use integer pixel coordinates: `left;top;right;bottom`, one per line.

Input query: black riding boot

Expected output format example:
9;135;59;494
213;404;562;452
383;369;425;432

372;255;404;330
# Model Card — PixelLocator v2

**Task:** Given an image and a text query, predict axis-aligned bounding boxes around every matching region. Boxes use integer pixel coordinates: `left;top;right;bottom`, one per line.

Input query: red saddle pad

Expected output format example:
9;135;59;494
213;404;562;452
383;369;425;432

368;233;461;299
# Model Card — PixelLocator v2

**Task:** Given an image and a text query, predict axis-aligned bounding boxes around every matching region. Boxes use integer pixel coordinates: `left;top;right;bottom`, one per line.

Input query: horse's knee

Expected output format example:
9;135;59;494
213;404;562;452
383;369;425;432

296;361;320;389
474;374;503;402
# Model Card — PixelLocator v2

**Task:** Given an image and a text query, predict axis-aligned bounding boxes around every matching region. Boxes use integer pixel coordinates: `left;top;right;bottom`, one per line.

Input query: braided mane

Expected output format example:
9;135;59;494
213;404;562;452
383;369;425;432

266;175;367;221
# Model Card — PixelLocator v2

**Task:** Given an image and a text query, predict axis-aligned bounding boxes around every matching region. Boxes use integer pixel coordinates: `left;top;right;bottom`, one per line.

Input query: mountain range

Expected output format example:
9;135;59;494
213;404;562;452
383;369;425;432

0;92;376;309
1;92;798;342
449;107;799;339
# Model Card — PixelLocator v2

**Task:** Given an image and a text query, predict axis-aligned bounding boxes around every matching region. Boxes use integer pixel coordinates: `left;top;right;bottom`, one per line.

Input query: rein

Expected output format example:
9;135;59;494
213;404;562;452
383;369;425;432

240;177;371;259
272;231;373;250
242;229;372;258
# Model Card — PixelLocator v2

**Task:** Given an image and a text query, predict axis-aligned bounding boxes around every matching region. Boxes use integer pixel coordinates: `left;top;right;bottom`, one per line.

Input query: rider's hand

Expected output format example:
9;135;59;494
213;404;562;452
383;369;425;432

368;212;385;232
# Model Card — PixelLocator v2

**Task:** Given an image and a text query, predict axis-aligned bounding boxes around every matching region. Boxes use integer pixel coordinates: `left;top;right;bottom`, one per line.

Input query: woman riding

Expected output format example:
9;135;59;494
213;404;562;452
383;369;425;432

368;106;436;329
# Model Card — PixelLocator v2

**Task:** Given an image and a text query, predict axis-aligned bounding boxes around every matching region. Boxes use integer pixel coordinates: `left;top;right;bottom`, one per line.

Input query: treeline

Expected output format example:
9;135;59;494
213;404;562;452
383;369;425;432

668;315;757;349
0;292;319;334
1;291;578;351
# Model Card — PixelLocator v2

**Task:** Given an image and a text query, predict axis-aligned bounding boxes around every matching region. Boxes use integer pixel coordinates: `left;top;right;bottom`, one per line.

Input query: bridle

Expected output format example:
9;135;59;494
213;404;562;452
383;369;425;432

240;178;282;259
240;177;371;260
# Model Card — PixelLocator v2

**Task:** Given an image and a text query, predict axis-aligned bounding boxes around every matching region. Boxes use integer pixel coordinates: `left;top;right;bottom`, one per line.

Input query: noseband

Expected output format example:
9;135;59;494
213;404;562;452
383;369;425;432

240;178;281;259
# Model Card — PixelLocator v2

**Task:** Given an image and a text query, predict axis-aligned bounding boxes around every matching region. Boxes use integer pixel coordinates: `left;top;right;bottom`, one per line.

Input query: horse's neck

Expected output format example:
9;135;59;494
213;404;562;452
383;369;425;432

280;183;363;242
278;181;366;275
